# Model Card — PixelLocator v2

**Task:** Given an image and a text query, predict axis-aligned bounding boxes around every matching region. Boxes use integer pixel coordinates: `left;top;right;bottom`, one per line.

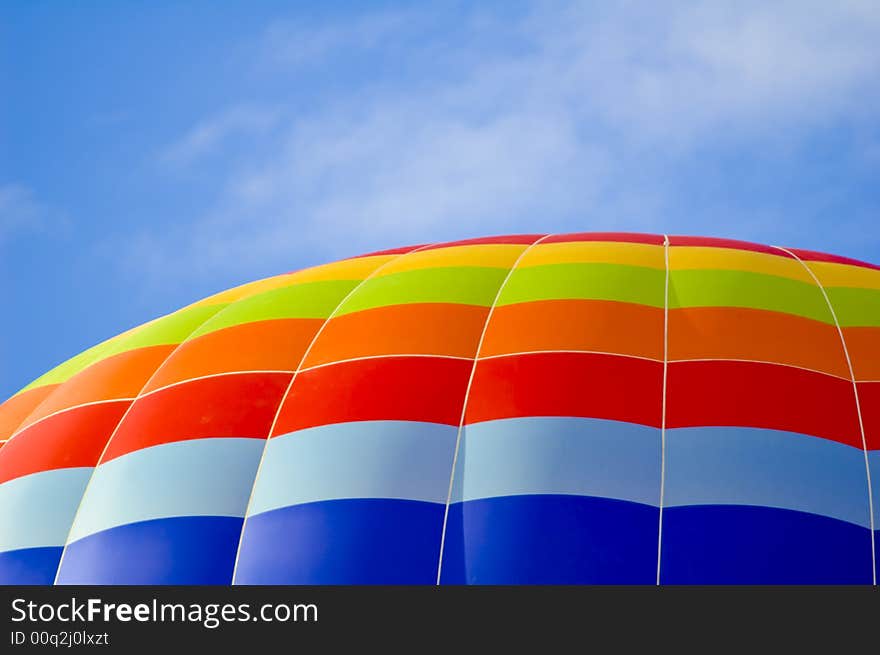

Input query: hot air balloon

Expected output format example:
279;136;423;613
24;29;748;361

0;233;877;585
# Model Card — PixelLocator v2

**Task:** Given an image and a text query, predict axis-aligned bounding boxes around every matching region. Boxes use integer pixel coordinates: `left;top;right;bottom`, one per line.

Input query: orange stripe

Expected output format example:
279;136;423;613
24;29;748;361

303;303;489;368
668;306;849;377
842;327;880;380
0;384;58;439
144;318;324;392
20;345;176;427
480;299;664;360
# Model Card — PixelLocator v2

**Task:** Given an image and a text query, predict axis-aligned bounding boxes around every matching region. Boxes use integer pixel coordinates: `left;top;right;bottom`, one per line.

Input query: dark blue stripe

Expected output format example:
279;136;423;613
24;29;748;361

235;499;444;584
55;516;242;585
875;531;879;584
0;547;61;585
440;494;659;584
661;505;874;584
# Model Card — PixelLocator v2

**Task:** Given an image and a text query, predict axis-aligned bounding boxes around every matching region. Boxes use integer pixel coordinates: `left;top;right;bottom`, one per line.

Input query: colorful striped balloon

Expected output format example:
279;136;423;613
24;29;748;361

0;233;878;584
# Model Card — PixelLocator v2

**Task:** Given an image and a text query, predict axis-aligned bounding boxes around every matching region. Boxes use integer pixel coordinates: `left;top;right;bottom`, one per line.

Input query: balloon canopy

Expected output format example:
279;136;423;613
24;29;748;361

1;233;878;584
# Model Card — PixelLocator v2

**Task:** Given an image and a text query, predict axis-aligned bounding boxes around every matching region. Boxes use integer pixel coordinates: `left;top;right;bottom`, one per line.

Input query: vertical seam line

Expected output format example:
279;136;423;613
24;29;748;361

229;243;439;584
51;307;234;584
434;234;553;585
656;234;670;585
774;245;876;585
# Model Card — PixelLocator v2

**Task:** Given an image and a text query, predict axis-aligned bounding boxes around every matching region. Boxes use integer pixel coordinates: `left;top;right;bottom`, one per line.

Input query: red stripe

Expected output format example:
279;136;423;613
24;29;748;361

543;232;664;245
667;360;861;447
0;401;130;484
346;244;427;259
420;234;545;250
273;356;472;435
669;236;792;258
785;248;880;272
857;382;880;450
103;373;292;462
465;352;663;428
287;244;425;272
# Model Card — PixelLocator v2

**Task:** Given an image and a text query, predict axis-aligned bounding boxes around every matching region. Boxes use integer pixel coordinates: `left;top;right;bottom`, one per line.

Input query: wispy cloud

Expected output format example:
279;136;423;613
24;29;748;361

0;184;55;244
141;0;880;279
159;105;281;168
261;10;420;69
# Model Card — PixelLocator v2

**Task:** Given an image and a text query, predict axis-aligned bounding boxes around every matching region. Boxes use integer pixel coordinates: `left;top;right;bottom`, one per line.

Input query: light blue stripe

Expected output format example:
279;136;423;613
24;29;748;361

451;417;661;506
0;468;91;552
248;421;457;516
665;427;870;528
870;451;880;528
68;438;263;542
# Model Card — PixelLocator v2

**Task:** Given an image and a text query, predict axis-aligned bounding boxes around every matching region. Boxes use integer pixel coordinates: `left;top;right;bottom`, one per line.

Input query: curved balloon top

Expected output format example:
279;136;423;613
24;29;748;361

0;232;878;584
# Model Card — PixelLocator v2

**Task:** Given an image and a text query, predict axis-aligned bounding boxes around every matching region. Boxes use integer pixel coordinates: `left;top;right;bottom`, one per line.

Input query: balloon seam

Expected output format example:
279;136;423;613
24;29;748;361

656;234;670;585
775;246;876;585
435;234;553;585
51;306;244;583
229;243;440;585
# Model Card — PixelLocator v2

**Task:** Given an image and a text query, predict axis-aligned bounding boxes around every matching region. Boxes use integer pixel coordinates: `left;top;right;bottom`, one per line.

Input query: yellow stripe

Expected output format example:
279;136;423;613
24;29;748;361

519;241;665;269
376;244;525;276
190;254;396;307
807;261;880;290
670;246;811;282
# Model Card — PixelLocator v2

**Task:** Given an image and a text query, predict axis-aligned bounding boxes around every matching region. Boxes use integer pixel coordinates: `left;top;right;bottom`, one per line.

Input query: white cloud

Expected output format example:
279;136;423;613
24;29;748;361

261;10;421;69
515;0;880;142
144;0;880;276
159;105;281;168
0;184;51;243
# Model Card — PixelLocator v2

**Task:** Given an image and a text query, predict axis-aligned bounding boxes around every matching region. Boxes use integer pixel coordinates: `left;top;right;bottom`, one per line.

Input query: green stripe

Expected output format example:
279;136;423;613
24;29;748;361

18;304;226;394
105;304;224;355
15;279;358;397
497;263;666;307
669;269;832;323
189;279;359;338
17;336;127;395
826;287;880;327
336;267;509;316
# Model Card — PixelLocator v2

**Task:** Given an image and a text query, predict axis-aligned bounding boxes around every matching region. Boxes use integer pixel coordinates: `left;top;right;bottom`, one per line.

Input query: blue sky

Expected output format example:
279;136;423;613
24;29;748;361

2;0;879;400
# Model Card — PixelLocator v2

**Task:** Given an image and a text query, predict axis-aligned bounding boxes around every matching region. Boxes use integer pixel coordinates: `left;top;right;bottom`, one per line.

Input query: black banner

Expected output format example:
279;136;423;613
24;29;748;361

1;586;877;650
